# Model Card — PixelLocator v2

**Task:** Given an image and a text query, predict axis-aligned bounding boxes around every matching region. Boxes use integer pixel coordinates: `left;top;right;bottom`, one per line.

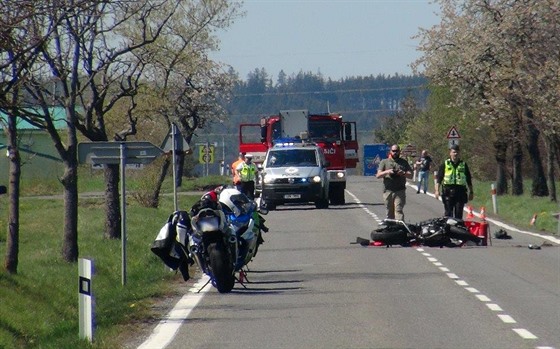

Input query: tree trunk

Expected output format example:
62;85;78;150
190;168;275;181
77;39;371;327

104;164;121;239
546;135;557;202
4;119;21;274
148;156;172;208
494;139;508;195
525;109;548;197
61;159;79;262
511;137;524;196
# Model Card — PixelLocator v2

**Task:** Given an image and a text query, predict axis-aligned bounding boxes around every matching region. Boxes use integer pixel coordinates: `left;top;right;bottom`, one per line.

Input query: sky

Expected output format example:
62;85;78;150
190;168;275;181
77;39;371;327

210;0;442;82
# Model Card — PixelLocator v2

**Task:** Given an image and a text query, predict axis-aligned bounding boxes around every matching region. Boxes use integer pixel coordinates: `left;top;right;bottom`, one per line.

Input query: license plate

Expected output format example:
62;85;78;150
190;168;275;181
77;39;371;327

284;194;301;199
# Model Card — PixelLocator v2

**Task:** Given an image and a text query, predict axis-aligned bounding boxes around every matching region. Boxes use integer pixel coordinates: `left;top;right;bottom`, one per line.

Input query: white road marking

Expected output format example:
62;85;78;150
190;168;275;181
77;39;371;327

137;275;211;349
486;304;503;311
513;328;538;339
349;188;552;347
498;314;517;323
475;294;491;302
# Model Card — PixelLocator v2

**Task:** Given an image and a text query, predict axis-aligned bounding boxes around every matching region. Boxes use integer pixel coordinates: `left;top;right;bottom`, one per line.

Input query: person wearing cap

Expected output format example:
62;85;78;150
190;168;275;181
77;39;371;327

434;144;473;219
231;152;245;190
376;144;413;220
235;153;257;199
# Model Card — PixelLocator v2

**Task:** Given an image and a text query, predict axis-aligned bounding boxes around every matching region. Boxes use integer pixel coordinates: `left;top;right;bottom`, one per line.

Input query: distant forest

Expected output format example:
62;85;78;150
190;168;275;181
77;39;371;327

196;69;429;171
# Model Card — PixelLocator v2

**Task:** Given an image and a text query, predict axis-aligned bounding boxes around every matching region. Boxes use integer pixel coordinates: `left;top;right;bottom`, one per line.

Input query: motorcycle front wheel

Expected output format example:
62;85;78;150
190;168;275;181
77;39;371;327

208;241;235;293
447;225;481;245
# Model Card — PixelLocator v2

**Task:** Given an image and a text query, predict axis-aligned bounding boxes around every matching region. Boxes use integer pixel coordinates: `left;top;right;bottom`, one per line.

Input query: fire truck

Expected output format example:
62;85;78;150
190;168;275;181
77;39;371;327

238;109;358;205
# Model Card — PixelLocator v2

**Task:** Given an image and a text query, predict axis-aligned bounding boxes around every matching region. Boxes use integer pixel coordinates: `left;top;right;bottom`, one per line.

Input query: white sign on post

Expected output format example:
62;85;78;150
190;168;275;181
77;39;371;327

446;126;461;148
79;258;94;342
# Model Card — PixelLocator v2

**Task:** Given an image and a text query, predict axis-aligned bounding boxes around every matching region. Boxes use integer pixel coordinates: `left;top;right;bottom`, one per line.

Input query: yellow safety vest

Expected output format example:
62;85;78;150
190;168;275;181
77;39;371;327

239;163;257;182
443;159;467;186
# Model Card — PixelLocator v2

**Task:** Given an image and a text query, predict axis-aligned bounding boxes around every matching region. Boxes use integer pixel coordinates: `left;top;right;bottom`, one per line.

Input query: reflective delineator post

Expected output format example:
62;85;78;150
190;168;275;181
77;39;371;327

491;183;498;214
79;258;94;342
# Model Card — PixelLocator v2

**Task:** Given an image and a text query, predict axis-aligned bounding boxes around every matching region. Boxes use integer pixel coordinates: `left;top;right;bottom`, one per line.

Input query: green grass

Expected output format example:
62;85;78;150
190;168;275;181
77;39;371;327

469;180;560;235
0;173;228;349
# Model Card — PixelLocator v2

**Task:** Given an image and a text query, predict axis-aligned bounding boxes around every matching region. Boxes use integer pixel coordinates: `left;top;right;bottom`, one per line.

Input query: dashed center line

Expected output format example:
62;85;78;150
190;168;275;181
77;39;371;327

347;190;552;349
415;248;545;346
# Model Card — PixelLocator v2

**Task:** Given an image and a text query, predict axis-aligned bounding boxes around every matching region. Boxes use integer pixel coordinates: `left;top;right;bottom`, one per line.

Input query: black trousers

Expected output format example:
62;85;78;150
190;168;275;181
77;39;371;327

442;186;467;219
239;180;255;200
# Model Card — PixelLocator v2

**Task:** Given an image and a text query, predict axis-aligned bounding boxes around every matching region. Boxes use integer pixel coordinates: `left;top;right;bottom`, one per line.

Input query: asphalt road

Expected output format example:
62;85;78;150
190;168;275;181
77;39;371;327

136;175;559;349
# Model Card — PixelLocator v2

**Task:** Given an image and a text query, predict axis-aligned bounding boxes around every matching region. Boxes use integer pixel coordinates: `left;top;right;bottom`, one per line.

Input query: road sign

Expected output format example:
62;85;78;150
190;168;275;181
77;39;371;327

199;145;215;163
448;139;460;148
78;141;163;165
401;143;417;157
161;126;190;153
446;126;461;139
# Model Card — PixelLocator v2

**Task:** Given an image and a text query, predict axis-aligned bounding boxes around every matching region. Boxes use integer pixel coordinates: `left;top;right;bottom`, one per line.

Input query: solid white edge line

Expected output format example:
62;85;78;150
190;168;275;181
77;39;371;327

137;275;211;349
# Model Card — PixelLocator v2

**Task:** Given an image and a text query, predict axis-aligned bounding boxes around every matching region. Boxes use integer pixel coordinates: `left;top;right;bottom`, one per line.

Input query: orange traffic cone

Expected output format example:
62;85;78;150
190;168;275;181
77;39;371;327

480;206;486;221
530;213;538;226
466;205;474;220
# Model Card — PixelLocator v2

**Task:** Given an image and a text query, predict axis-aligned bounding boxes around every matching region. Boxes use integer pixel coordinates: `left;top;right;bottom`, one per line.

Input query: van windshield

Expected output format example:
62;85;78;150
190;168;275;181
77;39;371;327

266;149;318;168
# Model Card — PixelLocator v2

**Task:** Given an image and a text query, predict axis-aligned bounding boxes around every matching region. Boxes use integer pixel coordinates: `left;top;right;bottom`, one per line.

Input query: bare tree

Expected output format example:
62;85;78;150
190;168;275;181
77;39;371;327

1;0;242;264
0;1;64;272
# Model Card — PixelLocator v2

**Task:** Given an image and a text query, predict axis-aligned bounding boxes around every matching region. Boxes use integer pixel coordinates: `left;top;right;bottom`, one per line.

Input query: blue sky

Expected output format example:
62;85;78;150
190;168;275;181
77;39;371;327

211;0;441;81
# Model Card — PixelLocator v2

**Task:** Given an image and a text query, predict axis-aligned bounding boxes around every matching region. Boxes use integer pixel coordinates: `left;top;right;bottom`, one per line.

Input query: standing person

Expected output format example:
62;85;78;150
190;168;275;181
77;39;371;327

434;144;474;219
376;145;413;220
231;152;245;190
415;149;433;194
235;153;257;199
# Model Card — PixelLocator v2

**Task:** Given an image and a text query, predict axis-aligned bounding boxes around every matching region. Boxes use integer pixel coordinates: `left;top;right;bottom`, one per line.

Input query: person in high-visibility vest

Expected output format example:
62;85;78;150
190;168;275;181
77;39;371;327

434;144;474;219
235;153;257;199
231;152;245;190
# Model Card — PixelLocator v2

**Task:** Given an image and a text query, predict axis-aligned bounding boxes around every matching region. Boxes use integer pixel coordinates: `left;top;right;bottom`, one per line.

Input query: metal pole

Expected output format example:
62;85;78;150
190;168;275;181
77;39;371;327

222;135;225;176
172;123;178;211
206;141;209;176
120;143;127;286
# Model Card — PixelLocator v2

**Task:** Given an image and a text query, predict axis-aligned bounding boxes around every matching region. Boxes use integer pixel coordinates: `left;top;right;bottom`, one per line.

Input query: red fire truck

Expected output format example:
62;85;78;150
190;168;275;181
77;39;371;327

238;109;358;205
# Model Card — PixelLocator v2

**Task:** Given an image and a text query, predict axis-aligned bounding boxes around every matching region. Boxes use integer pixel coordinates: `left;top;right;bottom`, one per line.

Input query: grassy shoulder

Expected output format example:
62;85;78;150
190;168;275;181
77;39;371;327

0;174;228;349
437;179;559;235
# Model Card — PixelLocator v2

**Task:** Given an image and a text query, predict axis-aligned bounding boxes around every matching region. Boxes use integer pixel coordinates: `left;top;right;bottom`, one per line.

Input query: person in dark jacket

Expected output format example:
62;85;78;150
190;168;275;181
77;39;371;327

434;145;473;219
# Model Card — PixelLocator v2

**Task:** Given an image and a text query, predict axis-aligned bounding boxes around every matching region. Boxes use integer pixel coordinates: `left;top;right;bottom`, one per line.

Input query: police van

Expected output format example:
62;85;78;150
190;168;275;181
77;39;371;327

259;140;330;210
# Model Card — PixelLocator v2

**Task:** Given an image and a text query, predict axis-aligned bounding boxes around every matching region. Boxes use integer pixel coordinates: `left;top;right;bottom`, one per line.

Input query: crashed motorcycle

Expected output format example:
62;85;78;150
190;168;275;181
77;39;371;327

370;216;481;247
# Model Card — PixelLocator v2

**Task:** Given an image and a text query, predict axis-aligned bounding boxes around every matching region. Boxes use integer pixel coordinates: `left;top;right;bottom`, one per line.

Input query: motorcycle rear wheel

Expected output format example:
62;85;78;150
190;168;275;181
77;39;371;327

370;228;409;245
208;241;235;293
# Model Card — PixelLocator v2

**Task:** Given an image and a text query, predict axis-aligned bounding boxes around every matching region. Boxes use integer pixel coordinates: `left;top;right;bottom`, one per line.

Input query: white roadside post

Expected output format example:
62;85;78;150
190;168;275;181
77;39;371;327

79;258;94;342
491;183;498;214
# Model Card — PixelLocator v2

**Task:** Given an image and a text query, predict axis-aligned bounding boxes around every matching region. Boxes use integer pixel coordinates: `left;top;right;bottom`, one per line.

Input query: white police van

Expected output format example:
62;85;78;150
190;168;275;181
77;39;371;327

260;140;330;210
